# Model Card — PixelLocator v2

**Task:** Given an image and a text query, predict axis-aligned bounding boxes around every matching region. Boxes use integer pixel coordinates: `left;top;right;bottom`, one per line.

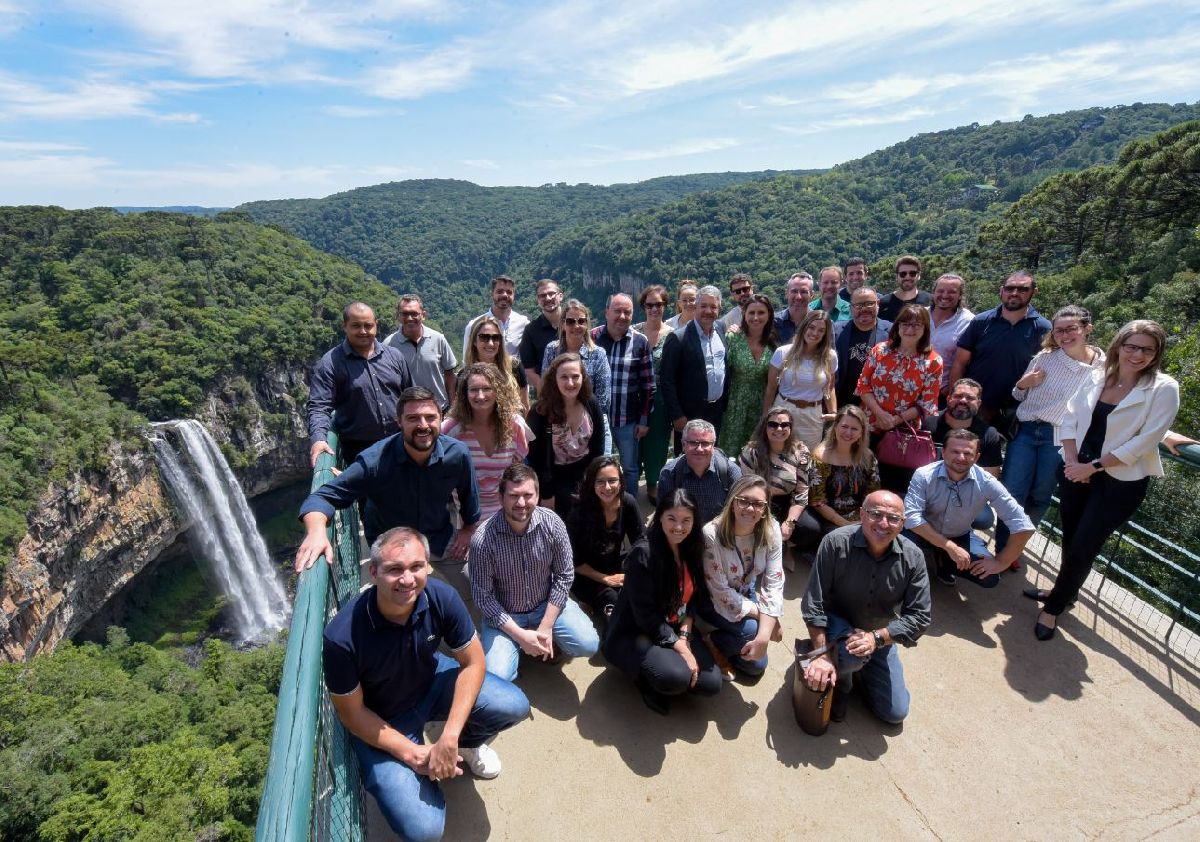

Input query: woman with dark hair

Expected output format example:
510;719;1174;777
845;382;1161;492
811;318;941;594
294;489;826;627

541;299;611;415
718;293;780;455
800;405;881;549
1030;320;1179;640
765;308;838;450
442;362;532;520
603;487;721;714
567;456;645;620
995;305;1104;553
466;315;529;411
526;353;606;518
736;405;819;563
698;474;784;679
634;284;672;503
856;302;942;491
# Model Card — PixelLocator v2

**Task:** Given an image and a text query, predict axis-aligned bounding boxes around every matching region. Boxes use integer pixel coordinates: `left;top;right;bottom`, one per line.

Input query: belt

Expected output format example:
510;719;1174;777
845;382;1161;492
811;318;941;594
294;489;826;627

783;396;821;409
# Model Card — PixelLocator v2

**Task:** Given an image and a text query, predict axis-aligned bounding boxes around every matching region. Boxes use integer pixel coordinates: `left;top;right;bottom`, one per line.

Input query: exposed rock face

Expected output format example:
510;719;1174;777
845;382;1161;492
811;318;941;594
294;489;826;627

0;364;310;662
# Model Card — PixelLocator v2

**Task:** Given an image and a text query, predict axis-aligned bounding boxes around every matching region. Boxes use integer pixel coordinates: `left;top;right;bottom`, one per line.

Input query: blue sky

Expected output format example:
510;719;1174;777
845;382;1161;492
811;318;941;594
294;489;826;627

2;0;1198;208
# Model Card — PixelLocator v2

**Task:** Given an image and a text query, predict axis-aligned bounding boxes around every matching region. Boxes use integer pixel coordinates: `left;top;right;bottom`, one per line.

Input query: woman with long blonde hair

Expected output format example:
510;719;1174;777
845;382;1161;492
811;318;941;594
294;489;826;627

466;315;529;410
765;308;837;450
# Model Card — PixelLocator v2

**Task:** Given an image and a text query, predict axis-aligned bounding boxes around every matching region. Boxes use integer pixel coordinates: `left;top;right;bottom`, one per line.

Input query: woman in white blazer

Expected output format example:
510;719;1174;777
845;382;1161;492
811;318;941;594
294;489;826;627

1029;320;1179;640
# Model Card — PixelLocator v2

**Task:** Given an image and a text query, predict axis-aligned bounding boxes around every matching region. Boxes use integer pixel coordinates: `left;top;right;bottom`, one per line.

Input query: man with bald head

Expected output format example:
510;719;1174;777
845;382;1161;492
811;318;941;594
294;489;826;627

308;302;413;467
801;489;932;725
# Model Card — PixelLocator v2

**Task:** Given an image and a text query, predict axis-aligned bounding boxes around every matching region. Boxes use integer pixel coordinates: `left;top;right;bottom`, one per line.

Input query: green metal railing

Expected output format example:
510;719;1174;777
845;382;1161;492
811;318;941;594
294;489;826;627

1034;442;1200;661
257;432;369;841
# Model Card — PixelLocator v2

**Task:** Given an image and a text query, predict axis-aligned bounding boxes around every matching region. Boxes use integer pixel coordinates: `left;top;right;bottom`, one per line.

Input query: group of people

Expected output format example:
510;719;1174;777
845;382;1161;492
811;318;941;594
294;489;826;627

300;262;1186;841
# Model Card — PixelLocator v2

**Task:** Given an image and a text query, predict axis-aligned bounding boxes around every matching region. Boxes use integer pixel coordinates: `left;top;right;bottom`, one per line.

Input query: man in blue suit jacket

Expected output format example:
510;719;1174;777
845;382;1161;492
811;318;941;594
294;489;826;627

833;287;892;408
659;285;728;452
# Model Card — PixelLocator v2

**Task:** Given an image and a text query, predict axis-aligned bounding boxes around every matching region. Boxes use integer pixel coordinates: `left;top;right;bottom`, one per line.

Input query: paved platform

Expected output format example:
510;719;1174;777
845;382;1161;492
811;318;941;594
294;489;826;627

367;532;1200;841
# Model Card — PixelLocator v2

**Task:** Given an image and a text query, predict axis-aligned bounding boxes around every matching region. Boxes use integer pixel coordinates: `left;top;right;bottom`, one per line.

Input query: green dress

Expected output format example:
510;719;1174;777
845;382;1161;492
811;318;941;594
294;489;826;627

718;332;774;455
635;323;671;491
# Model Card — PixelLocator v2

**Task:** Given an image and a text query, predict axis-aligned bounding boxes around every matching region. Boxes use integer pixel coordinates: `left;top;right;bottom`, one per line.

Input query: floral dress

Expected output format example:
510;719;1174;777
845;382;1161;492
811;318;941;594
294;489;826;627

809;455;881;522
718;331;774;454
855;343;943;432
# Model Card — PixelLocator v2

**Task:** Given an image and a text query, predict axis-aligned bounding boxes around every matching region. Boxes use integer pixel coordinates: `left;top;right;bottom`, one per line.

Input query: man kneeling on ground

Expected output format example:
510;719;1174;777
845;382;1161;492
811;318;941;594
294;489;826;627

323;527;529;842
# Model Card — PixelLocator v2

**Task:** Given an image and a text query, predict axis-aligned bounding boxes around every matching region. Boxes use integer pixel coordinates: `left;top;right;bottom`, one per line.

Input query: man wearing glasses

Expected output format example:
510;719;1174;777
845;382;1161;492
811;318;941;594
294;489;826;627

385;294;458;414
902;430;1034;587
518;278;563;391
723;272;754;328
832;287;892;409
948;271;1052;427
878;255;932;322
801;490;931;724
657;420;742;523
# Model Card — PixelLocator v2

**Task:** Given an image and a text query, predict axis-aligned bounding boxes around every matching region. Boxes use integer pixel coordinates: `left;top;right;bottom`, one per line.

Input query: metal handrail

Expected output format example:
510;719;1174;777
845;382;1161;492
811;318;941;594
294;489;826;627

257;432;367;841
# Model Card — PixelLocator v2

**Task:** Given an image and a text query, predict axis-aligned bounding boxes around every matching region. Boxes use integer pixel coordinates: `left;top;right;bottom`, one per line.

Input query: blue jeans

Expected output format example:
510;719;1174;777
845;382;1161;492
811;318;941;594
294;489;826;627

481;599;600;681
611;421;641;491
350;653;530;842
996;419;1062;551
904;529;1000;588
826;613;910;723
697;593;769;675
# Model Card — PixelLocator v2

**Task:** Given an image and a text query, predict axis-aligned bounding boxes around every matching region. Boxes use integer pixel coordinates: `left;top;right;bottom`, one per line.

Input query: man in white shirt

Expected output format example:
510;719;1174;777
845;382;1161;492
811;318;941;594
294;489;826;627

463;274;529;360
927;274;975;402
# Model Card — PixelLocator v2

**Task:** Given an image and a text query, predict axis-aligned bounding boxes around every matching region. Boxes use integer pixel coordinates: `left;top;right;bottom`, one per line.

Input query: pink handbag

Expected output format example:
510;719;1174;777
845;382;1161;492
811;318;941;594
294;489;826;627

877;421;937;469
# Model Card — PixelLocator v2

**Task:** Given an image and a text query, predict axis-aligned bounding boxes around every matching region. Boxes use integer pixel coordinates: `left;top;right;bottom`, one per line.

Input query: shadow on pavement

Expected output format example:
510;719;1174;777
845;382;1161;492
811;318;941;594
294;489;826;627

440;776;491;842
573;665;759;776
515;657;583;721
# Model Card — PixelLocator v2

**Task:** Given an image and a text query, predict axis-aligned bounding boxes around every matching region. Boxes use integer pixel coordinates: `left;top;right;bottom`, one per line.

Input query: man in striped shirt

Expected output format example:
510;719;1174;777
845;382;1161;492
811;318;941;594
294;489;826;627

469;464;601;681
593;292;655;493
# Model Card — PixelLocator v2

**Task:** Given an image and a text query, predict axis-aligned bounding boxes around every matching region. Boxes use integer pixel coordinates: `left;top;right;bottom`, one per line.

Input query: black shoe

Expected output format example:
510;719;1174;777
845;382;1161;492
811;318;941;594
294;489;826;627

1022;587;1050;602
935;568;957;586
637;678;670;715
1034;615;1057;641
830;687;850;722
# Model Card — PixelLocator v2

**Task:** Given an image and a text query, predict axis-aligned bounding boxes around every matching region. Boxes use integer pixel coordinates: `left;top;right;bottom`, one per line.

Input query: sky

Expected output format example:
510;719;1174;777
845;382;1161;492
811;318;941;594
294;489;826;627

1;0;1199;208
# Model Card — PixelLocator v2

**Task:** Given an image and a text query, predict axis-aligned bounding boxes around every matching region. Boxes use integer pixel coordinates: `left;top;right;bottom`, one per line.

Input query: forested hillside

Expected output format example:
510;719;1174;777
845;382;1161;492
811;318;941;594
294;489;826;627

0;207;393;562
238;171;809;337
519;103;1200;292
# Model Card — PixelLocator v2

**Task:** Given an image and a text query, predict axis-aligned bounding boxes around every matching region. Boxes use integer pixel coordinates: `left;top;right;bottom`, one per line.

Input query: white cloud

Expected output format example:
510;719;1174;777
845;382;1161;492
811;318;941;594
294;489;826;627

366;46;476;99
562;137;740;167
0;71;199;122
462;158;499;169
772;107;936;136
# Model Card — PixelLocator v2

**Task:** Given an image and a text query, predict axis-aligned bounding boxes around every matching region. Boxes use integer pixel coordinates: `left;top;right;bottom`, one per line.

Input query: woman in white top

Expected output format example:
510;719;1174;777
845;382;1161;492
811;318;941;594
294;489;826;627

664;280;698;329
698;474;784;677
996;305;1104;553
1030;320;1179;641
764;309;838;450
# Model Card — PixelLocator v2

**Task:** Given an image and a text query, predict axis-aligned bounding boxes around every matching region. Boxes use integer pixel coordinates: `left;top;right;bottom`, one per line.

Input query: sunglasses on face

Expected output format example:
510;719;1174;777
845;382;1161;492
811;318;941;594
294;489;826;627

1002;285;1033;293
766;420;792;430
477;334;502;344
734;496;768;513
564;317;589;327
644;302;665;309
732;286;751;295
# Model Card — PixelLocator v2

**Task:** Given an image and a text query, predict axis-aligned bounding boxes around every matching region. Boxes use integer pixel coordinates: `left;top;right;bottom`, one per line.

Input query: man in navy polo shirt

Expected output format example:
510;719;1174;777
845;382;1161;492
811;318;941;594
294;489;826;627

295;386;482;578
324;527;529;841
948;271;1051;428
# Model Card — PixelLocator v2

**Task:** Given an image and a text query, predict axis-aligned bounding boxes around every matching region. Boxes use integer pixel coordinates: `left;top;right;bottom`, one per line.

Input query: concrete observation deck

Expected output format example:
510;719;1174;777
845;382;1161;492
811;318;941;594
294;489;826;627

366;528;1200;841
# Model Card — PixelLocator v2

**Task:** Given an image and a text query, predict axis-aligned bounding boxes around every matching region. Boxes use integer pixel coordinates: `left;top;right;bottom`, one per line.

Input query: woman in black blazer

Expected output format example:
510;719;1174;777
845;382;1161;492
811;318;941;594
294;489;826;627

526;352;606;519
602;488;722;714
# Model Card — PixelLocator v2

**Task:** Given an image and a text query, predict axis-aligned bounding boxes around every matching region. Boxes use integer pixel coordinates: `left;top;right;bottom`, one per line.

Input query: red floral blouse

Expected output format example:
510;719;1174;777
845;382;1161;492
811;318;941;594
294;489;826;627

855;342;943;431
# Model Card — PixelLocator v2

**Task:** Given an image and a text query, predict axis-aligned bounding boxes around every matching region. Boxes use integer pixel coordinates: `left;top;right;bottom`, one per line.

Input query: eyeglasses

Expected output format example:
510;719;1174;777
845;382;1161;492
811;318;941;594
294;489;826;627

852;302;878;310
734;496;768;513
766;420;792;430
1121;342;1156;356
679;297;697;306
897;270;919;278
1053;324;1083;336
1002;284;1034;293
683;439;714;449
477;334;502;344
863;508;904;526
399;311;423;321
644;301;665;309
563;317;589;327
898;321;922;328
732;286;751;295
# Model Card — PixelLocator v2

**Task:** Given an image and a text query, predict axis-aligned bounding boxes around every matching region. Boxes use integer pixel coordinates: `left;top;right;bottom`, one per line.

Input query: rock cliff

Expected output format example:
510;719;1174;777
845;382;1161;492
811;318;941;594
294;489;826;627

0;364;309;662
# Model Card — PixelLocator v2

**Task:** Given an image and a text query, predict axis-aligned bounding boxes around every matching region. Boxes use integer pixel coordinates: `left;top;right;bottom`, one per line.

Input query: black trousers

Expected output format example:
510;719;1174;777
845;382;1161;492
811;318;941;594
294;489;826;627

1044;472;1150;616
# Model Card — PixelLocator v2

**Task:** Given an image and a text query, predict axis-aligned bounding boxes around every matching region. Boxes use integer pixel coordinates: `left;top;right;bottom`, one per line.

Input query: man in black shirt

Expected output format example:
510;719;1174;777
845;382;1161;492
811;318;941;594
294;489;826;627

518;278;563;391
878;255;932;322
833;287;892;409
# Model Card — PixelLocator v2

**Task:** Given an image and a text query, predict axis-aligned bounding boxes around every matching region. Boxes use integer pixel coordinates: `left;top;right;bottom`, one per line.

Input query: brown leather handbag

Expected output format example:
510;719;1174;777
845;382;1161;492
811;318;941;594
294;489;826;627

792;638;838;736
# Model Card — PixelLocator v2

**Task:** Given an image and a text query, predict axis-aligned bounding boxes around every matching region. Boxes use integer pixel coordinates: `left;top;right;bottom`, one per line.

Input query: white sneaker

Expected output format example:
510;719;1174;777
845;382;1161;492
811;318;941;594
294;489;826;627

459;743;502;779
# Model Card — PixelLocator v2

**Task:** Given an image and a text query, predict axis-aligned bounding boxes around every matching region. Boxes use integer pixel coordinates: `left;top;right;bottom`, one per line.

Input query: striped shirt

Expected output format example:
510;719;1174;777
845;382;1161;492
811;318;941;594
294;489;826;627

1013;347;1106;426
440;417;532;520
469;507;575;628
592;326;655;427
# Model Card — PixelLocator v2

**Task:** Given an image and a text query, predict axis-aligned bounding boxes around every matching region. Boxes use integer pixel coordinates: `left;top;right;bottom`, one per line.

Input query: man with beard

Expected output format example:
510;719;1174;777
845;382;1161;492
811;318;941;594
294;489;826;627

839;257;871;304
307;301;413;468
832;287;892;409
463;274;529;361
723;272;755;328
384;294;457;414
949;271;1051;428
878;256;932;322
295;387;482;577
927;274;974;403
801;490;931;724
470;464;600;682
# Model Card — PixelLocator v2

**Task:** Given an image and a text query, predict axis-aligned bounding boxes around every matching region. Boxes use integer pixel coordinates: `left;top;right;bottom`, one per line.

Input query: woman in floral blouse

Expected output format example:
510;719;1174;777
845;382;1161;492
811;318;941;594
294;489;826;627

736;405;815;562
796;405;881;551
697;474;784;679
855;303;942;491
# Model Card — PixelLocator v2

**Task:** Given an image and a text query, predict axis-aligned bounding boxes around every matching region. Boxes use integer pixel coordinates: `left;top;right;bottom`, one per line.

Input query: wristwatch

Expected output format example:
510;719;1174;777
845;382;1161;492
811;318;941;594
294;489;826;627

872;630;885;649
1091;460;1104;473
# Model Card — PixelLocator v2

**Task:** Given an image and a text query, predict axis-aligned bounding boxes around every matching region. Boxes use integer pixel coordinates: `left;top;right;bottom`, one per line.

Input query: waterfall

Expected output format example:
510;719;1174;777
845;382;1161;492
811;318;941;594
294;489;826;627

151;420;290;642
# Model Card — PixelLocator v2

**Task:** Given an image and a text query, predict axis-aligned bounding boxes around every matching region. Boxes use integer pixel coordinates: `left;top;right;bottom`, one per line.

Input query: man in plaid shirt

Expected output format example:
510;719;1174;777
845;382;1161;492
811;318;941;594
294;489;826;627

593;292;655;493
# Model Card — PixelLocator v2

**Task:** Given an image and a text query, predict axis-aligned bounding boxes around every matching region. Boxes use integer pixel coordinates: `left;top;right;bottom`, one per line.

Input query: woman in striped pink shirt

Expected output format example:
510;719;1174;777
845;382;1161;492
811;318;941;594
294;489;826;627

442;362;533;521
